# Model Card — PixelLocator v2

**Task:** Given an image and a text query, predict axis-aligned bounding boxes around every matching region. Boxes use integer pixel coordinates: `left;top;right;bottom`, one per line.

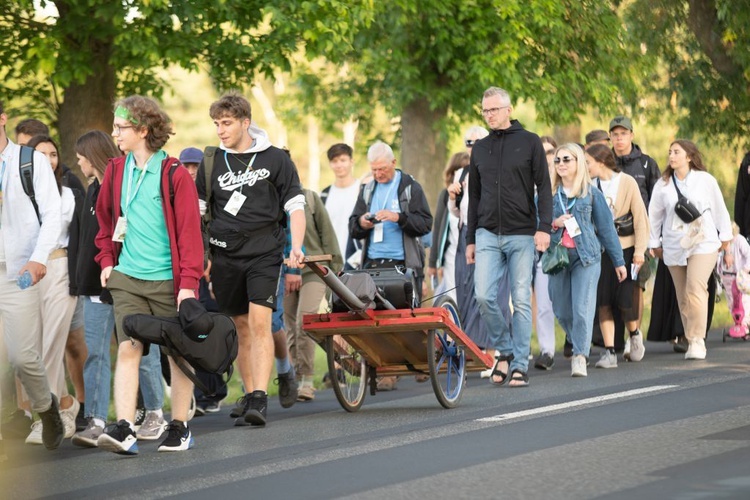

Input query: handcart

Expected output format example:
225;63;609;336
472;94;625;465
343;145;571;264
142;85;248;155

301;256;494;412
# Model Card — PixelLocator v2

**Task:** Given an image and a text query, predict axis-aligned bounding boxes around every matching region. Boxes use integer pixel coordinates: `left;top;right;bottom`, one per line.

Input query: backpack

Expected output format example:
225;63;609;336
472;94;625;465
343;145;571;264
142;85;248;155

202;146;218;220
18;146;41;224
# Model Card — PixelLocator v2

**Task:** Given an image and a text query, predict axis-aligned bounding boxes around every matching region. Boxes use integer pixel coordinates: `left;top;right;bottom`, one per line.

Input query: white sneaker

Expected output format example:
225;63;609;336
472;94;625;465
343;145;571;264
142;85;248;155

135;411;166;440
60;398;80;438
626;332;645;362
595;350;618;369
685;339;707;360
571;355;588;377
25;420;43;445
623;337;631;360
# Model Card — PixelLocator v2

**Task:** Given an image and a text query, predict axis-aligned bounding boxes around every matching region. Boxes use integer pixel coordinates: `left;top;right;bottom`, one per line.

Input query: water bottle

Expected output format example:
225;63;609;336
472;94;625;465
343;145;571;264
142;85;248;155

17;270;33;290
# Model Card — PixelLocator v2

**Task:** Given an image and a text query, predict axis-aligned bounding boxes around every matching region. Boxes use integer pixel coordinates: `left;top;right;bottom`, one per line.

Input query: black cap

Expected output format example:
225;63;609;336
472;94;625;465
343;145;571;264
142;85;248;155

179;298;214;342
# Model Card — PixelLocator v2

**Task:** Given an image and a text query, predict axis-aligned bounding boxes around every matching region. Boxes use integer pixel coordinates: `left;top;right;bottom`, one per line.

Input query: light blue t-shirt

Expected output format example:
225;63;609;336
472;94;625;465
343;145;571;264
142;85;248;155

368;171;404;260
115;150;173;281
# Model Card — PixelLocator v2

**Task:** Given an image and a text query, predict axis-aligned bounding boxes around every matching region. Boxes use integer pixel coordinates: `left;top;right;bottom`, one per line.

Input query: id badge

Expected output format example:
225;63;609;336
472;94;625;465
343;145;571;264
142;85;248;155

671;216;685;232
112;216;127;242
224;190;247;216
373;223;384;243
563;217;581;238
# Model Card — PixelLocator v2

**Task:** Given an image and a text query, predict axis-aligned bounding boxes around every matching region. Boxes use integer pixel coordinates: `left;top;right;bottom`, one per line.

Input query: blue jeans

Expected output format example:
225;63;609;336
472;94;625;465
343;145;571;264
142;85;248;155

82;297;115;421
139;344;164;411
548;249;601;358
474;229;535;373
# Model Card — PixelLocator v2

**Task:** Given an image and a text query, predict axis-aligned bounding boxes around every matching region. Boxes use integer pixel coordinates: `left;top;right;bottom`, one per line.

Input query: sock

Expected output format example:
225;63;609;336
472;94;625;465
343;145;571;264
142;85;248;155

606;346;616;354
24;410;32;419
276;356;292;375
92;418;105;429
252;390;267;398
301;375;314;388
125;420;136;432
629;329;640;337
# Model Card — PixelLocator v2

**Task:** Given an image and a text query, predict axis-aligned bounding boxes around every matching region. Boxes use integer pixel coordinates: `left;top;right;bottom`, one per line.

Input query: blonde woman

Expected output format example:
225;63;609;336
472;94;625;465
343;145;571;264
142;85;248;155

548;143;626;377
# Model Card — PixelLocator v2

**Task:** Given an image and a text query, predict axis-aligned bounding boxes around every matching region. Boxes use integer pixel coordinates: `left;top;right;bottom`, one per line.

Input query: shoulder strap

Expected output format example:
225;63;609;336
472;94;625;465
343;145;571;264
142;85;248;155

362;179;376;206
19;146;41;224
671;174;684;198
304;189;316;216
320;185;331;205
203;147;218;220
167;161;180;206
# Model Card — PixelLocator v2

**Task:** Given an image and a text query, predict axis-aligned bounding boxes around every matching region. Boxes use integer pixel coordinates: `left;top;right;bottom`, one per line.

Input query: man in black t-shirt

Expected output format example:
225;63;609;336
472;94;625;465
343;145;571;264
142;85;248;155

196;92;305;427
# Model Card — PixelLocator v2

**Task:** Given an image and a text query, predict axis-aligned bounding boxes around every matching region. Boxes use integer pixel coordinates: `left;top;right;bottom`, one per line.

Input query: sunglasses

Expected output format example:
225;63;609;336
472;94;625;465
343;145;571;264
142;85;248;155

554;156;575;164
465;139;477;147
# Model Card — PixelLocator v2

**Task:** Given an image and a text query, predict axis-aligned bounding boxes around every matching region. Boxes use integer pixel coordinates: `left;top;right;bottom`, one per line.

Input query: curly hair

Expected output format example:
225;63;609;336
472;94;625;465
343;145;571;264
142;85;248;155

114;95;173;151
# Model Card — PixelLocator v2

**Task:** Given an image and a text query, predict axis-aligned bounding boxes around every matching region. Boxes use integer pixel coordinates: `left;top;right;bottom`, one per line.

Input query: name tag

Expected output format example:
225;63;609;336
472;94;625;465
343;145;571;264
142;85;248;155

563;217;581;238
112;217;128;242
224;190;247;216
373;223;384;243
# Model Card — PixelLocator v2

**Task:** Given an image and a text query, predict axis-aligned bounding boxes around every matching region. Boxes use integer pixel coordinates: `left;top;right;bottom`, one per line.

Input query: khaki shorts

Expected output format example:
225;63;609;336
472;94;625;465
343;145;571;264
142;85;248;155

107;269;176;344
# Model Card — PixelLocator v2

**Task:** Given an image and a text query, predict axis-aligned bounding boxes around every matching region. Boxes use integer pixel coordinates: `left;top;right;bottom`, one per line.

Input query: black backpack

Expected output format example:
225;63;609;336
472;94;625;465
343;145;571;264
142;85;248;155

18;146;41;224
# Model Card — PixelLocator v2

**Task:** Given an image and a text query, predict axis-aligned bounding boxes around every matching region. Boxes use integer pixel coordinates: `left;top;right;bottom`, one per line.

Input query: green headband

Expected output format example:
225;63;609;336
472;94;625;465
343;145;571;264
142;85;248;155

114;105;139;125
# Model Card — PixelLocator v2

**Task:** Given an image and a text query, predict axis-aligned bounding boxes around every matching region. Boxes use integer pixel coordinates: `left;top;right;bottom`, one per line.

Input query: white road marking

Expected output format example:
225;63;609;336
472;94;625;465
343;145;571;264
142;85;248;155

476;385;679;422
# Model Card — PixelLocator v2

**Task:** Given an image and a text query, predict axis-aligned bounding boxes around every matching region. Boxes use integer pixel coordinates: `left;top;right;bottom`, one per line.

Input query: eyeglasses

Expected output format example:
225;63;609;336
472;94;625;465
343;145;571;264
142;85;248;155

554;156;576;164
481;106;509;117
112;124;135;135
465;139;477;147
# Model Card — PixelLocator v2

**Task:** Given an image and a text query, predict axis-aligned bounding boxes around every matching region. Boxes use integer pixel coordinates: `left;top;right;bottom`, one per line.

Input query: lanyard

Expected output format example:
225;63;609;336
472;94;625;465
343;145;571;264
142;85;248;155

224;151;257;192
373;176;398;212
557;189;576;214
0;156;6;194
124;152;154;216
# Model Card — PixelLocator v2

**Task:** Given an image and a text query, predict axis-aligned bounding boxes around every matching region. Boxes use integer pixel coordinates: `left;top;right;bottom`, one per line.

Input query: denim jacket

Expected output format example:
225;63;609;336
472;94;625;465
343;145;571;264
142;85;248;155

551;186;625;268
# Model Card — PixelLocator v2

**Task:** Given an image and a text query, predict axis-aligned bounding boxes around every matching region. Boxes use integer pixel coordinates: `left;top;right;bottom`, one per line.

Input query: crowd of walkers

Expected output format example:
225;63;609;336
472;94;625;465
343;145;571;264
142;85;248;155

0;85;744;458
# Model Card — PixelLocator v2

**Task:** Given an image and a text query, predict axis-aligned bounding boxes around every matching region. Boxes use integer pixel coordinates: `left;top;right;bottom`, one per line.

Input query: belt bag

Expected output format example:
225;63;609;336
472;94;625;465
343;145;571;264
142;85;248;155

613;213;634;237
672;174;703;223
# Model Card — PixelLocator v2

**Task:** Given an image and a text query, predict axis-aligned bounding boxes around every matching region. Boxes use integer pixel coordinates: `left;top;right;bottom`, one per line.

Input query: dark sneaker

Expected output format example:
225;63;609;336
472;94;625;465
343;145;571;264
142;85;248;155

204;401;221;413
75;402;87;431
133;406;146;431
38;393;64;451
3;410;33;439
563;339;574;359
243;391;268;426
276;370;298;409
229;393;252;419
534;353;555;370
97;419;139;455
158;420;194;452
673;336;689;353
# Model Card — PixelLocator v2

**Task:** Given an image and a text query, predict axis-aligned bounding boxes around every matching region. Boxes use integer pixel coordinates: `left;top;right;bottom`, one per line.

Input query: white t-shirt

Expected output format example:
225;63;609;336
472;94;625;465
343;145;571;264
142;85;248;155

324;181;361;256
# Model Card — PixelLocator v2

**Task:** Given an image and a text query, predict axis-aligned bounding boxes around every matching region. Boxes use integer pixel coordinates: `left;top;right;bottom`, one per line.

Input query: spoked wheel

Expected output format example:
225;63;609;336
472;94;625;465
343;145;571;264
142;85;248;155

325;335;368;412
428;296;466;409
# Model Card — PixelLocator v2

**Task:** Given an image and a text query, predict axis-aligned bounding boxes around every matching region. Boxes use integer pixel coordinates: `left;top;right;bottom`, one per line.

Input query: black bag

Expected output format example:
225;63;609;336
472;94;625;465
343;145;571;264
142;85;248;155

332;267;417;311
672;175;703;223
613;213;635;237
541;242;569;275
122;302;238;396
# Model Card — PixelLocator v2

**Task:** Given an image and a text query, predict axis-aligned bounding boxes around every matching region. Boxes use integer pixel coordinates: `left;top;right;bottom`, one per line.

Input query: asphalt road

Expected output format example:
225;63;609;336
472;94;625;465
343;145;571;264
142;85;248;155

3;330;750;499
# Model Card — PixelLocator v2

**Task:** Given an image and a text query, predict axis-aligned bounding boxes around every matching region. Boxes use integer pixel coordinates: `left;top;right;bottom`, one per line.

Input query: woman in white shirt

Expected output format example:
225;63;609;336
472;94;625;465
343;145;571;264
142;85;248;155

648;140;732;360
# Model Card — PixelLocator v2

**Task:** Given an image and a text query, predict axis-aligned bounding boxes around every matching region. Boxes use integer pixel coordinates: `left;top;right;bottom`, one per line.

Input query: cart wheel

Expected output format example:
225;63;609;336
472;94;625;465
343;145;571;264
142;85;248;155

428;296;466;409
326;335;367;412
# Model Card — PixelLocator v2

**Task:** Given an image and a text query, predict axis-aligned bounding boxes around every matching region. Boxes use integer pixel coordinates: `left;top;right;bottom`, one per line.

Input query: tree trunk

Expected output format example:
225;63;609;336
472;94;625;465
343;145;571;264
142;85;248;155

553;123;582;145
399;97;448;210
58;45;116;181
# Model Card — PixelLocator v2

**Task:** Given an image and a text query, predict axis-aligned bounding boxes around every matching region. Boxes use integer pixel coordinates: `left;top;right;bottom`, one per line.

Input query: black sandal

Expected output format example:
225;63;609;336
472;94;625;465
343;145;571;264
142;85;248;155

490;353;514;385
508;369;529;388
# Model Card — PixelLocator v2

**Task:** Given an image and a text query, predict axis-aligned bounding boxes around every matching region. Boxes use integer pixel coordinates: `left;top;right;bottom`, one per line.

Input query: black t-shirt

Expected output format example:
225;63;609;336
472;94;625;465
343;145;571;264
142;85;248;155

196;147;303;234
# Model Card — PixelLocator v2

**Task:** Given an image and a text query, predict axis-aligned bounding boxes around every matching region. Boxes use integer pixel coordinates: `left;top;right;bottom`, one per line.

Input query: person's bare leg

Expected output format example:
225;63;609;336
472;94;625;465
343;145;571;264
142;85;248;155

113;341;143;422
599;307;615;347
167;356;193;422
232;313;254;392
272;329;288;360
248;303;273;393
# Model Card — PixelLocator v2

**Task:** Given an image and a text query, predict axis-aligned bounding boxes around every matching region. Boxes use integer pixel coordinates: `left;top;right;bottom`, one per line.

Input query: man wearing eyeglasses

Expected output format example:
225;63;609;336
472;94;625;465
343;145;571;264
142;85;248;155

466;87;552;388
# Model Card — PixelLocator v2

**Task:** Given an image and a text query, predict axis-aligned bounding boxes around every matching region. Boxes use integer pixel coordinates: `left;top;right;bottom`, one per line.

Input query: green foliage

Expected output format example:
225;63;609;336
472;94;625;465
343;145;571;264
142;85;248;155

624;0;750;146
292;0;643;135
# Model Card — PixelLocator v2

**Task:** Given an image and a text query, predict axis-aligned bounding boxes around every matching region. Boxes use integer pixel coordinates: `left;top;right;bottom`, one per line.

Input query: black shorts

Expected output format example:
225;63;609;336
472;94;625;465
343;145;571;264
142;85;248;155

210;230;284;316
